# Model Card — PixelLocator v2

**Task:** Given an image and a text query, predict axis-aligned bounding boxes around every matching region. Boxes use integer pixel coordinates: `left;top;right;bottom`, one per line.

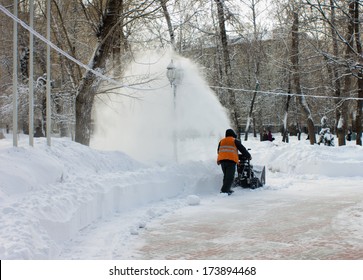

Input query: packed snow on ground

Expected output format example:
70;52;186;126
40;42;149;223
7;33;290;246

0;132;362;260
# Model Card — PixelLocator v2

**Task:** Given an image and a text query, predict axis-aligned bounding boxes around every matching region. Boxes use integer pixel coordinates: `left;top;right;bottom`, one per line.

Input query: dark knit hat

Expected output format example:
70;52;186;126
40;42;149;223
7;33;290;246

225;129;237;138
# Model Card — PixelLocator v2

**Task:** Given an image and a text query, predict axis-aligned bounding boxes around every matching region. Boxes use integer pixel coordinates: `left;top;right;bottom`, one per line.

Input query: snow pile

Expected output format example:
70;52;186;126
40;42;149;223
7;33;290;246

187;195;201;206
0;133;362;259
0;135;221;259
244;140;363;177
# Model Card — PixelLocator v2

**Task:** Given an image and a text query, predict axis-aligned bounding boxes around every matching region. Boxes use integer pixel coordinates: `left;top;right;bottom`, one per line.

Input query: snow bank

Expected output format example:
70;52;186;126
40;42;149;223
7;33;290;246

0;144;63;196
0;136;221;259
245;139;363;178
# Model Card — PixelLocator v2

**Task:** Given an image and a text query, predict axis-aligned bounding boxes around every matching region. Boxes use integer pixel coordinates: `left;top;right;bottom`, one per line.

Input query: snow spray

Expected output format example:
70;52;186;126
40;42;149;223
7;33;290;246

91;50;230;164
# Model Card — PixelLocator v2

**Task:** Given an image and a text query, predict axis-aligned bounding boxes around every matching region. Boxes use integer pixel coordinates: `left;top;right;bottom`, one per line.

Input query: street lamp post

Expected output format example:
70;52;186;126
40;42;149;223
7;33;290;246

166;60;182;162
12;0;18;147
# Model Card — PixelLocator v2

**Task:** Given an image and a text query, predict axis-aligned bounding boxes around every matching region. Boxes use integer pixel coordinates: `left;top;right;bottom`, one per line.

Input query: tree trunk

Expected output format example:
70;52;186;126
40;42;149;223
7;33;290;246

244;82;259;141
353;0;363;145
55;98;69;137
75;0;122;145
244;1;262;141
112;0;129;78
75;84;95;145
291;11;316;144
329;0;343;137
337;1;356;146
20;47;29;83
356;76;363;145
160;0;175;50
282;76;292;143
215;0;239;133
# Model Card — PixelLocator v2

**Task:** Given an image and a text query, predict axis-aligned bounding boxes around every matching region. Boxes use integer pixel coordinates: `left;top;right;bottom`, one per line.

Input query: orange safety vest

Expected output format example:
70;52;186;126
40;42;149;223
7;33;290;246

217;137;239;163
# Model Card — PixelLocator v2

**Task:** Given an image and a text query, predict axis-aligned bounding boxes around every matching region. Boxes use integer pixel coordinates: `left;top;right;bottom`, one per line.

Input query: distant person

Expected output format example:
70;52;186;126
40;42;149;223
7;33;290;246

347;129;352;141
217;129;251;195
262;129;268;141
34;127;44;137
268;130;275;141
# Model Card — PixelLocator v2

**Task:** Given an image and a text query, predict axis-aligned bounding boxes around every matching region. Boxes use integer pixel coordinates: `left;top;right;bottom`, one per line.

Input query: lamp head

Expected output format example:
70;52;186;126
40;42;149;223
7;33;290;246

166;60;176;85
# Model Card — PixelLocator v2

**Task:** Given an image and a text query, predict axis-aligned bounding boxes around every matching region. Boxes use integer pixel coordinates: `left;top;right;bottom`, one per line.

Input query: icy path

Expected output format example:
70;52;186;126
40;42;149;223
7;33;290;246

132;175;363;260
57;195;188;259
57;173;363;260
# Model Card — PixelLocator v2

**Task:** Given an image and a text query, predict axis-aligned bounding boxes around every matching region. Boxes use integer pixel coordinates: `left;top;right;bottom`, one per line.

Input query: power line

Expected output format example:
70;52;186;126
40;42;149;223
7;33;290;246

210;86;363;101
0;4;150;92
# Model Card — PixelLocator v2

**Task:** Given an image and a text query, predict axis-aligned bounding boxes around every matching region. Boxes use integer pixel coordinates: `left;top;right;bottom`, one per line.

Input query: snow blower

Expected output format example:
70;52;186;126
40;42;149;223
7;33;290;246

233;153;266;189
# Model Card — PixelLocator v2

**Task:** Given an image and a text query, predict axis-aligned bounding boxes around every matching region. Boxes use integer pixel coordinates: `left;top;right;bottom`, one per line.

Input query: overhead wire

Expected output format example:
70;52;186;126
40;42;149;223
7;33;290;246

0;4;166;92
210;86;363;101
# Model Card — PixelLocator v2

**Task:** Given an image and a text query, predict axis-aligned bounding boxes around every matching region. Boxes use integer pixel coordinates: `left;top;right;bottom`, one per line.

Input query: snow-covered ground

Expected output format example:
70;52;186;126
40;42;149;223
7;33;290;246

0;133;362;260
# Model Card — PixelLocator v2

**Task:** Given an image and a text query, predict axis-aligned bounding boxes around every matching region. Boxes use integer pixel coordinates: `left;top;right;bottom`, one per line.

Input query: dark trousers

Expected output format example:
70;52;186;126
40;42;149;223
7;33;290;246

220;161;236;193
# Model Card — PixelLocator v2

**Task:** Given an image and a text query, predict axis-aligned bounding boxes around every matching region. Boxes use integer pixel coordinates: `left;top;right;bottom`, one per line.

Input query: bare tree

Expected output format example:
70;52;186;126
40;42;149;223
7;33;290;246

352;0;362;145
282;75;292;143
305;0;362;146
336;1;355;146
214;0;240;133
75;0;125;145
241;0;264;141
160;0;175;50
75;0;160;145
290;5;316;144
328;0;343;139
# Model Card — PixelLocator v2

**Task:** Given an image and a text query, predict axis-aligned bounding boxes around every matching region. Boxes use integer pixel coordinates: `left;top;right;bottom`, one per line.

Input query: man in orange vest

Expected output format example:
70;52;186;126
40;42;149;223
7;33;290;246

217;129;251;195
